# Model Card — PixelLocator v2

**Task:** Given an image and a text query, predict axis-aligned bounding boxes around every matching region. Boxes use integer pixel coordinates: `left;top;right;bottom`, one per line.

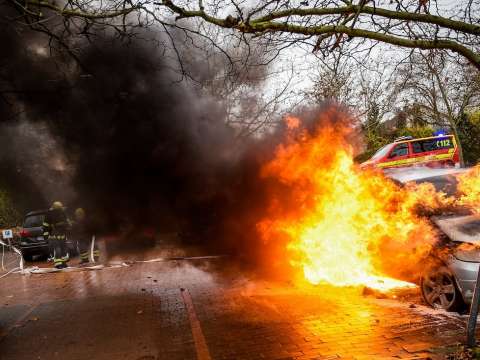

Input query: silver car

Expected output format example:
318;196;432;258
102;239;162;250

420;214;480;311
385;167;478;311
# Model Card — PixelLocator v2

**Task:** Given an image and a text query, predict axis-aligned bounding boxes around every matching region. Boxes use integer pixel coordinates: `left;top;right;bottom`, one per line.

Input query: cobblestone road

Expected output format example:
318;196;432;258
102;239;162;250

0;247;474;360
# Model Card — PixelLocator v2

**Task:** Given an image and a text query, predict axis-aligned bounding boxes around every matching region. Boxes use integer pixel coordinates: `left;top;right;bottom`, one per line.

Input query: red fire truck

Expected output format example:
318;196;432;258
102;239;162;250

360;135;460;169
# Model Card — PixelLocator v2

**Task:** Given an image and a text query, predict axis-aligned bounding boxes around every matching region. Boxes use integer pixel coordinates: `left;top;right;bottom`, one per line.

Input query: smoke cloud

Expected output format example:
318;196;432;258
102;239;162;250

1;9;400;283
0;9;283;261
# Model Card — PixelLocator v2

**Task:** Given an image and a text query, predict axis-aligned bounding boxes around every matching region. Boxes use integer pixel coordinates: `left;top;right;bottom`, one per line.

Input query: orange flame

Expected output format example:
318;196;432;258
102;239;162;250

257;112;443;291
457;165;480;213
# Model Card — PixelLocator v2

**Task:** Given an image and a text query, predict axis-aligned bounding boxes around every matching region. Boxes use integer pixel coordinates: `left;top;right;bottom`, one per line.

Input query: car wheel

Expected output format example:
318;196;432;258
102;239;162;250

421;266;464;311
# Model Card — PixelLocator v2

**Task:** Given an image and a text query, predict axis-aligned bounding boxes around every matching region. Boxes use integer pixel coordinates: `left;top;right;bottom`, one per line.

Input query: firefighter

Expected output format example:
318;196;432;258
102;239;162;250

73;208;99;264
43;201;71;269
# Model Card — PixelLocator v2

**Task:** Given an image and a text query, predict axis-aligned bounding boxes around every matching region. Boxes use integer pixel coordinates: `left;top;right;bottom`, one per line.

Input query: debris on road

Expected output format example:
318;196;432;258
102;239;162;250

445;345;480;359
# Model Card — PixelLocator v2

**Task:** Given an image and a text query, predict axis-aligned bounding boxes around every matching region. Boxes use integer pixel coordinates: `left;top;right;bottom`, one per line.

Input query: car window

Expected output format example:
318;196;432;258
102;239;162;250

389;143;409;158
413;137;454;153
412;141;423;154
23;214;45;227
371;145;392;160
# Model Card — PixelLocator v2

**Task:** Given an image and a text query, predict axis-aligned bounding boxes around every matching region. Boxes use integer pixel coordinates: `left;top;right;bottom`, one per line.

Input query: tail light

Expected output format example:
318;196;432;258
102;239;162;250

20;229;32;238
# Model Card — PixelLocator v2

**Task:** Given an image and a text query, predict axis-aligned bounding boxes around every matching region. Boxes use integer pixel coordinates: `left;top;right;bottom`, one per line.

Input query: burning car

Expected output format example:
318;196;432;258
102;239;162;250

420;214;480;311
387;167;480;311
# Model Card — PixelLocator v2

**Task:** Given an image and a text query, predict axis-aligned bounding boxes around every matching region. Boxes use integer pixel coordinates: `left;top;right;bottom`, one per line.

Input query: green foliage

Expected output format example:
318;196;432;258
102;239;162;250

356;131;390;163
444;345;480;360
0;188;21;228
457;110;480;166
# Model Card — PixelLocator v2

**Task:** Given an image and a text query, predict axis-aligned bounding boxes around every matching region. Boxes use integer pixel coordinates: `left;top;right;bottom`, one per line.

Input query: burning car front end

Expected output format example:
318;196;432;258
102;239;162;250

449;252;480;303
379;167;480;310
426;214;480;307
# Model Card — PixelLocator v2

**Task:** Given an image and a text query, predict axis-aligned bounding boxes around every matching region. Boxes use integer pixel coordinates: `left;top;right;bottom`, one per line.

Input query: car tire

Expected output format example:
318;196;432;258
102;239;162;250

421;266;465;311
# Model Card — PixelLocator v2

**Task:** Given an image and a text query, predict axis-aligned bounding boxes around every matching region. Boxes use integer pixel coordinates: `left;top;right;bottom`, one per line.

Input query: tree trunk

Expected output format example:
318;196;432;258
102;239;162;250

425;57;466;168
450;119;466;167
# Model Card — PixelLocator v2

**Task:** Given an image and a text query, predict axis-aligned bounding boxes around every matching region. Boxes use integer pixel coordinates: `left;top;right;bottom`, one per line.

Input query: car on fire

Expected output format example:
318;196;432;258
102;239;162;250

361;134;460;170
422;214;480;311
18;209;78;261
388;168;479;311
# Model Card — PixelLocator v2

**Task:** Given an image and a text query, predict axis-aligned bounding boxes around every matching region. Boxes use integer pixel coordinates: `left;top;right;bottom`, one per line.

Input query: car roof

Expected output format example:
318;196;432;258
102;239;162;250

432;214;480;244
383;167;478;242
392;134;454;145
25;209;49;217
384;167;467;183
383;167;469;196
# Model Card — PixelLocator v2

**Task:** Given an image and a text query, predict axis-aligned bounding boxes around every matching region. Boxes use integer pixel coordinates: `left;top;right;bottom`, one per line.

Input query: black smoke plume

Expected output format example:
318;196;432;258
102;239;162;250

0;10;282;260
0;9;349;274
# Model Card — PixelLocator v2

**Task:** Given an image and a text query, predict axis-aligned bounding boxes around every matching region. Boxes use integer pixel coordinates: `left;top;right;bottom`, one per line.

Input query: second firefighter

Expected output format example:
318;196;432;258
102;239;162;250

72;208;100;264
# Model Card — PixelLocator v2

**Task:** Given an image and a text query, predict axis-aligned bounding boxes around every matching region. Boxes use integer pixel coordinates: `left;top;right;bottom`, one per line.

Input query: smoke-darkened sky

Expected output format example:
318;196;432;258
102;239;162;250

0;10;350;270
0;12;272;254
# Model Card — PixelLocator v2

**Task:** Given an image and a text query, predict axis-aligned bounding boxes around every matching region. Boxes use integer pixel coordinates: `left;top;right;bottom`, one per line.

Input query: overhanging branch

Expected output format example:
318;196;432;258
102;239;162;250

252;5;480;36
159;1;480;70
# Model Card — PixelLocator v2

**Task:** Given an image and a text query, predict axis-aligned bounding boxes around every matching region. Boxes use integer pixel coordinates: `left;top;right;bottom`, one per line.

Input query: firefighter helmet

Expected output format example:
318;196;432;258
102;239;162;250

74;208;86;220
51;201;64;210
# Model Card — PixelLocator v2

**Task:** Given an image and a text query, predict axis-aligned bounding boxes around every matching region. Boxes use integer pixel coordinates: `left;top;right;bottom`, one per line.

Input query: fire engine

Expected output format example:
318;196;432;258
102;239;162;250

360;135;460;169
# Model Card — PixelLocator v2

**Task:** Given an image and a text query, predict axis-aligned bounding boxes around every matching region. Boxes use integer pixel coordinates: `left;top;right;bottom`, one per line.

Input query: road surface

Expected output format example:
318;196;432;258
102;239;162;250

0;246;473;360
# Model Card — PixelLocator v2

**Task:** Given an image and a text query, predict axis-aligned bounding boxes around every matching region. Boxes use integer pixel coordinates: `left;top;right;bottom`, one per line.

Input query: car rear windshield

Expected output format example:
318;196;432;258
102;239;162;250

23;214;45;228
412;136;454;154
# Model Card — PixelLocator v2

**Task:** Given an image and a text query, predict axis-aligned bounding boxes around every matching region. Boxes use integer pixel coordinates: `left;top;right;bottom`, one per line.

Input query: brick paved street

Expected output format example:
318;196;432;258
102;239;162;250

0;246;475;360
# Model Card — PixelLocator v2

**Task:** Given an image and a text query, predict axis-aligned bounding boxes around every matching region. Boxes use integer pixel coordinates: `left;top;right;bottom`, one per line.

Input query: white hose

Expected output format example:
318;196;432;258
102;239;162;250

0;243;224;278
90;235;95;263
1;243;4;270
0;266;21;279
0;239;23;275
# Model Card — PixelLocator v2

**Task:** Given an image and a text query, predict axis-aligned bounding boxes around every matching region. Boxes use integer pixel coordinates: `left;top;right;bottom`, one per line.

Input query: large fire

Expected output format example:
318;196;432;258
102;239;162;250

458;166;480;213
257;110;479;291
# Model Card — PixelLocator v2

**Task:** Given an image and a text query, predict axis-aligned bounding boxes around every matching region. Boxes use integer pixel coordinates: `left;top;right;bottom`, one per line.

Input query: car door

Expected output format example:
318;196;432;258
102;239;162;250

411;140;426;164
386;142;410;167
430;136;455;163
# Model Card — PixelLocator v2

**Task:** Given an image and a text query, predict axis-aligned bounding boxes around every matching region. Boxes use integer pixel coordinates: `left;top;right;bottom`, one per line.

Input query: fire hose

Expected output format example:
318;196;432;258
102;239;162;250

0;235;106;277
0;235;224;278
